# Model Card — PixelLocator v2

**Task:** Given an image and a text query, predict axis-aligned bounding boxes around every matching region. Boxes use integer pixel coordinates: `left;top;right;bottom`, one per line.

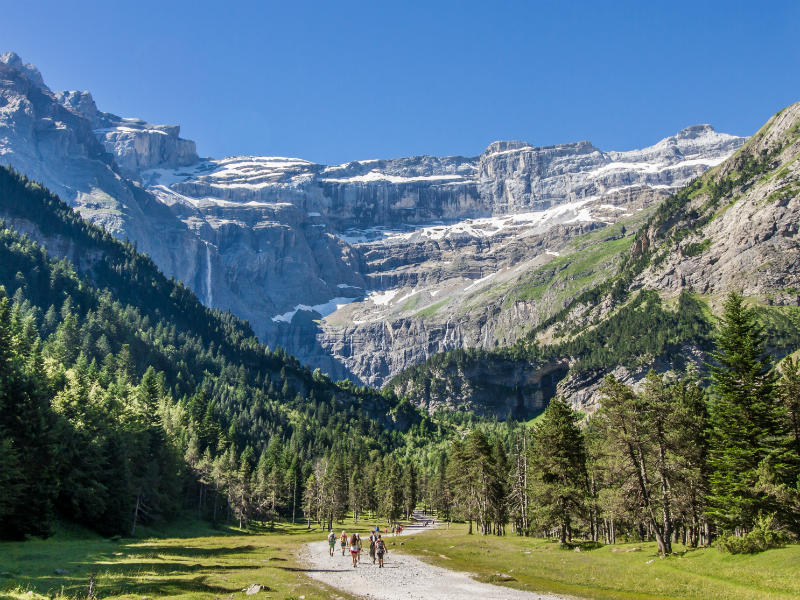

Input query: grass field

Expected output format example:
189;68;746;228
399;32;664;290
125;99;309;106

5;519;799;600
0;517;391;600
397;524;800;600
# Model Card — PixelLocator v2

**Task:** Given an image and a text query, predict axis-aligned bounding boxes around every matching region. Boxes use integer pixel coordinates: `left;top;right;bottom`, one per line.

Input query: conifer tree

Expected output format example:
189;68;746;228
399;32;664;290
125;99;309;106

778;356;800;457
0;292;57;539
707;293;786;533
530;398;586;544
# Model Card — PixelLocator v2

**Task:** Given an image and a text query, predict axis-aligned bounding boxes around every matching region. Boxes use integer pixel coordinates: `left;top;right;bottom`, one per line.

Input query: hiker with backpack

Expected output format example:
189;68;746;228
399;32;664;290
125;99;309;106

368;531;377;564
327;530;336;557
349;533;359;567
375;534;387;568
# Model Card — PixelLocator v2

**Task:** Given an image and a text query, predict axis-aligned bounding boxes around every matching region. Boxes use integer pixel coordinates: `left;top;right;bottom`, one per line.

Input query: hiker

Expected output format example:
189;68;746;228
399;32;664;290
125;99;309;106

340;530;348;556
349;533;359;567
327;530;336;557
356;532;363;564
369;531;377;564
376;534;387;568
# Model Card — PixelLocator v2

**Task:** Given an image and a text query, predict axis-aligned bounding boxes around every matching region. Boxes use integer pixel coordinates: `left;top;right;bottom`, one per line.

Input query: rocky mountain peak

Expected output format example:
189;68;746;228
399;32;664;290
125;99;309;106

483;140;533;154
54;90;102;127
676;123;715;138
0;51;49;90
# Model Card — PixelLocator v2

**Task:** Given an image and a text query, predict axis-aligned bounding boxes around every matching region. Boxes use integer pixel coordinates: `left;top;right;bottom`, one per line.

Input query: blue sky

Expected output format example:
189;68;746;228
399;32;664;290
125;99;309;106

2;1;798;164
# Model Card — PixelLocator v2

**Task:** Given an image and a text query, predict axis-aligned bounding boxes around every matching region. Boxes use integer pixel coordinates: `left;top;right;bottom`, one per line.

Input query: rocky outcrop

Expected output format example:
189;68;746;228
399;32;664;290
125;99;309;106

393;103;800;417
635;103;800;302
391;354;569;420
54;89;199;175
95;119;198;175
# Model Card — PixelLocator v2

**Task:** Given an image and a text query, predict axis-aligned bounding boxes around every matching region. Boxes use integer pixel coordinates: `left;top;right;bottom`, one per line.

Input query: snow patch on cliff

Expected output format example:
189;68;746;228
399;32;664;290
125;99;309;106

272;297;358;323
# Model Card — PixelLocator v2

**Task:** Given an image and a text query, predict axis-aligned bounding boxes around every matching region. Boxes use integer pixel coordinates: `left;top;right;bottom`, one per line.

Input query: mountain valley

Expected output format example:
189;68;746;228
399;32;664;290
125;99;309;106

0;52;747;393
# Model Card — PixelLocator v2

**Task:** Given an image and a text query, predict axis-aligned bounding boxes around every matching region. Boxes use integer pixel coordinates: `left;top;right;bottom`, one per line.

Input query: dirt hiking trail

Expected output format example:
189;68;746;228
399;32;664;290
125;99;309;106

300;513;573;600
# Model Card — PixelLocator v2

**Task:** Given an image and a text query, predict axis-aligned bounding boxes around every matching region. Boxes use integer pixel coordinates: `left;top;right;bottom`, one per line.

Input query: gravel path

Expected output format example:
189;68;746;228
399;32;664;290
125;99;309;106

299;517;572;600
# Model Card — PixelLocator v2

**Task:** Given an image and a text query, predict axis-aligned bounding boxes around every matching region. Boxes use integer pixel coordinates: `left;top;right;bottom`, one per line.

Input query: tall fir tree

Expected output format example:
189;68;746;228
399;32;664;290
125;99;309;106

529;398;587;544
707;292;786;533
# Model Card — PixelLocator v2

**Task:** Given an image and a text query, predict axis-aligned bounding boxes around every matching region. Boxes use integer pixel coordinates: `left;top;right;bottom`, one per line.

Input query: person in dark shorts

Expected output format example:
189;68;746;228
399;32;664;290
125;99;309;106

376;534;388;568
368;531;377;564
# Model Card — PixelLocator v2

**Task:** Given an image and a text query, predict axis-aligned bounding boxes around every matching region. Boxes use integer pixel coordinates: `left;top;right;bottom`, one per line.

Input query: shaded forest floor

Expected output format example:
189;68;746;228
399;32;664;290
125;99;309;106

0;517;377;600
397;524;800;600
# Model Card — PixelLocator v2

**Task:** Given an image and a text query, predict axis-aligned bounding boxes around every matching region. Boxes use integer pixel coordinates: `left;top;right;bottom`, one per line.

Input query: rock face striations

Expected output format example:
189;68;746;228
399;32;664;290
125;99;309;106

390;102;800;417
0;52;747;387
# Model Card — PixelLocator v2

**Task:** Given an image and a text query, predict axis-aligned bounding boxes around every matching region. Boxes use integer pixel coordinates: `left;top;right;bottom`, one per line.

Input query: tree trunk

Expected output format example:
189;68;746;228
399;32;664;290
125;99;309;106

654;424;674;554
628;441;670;554
131;493;141;537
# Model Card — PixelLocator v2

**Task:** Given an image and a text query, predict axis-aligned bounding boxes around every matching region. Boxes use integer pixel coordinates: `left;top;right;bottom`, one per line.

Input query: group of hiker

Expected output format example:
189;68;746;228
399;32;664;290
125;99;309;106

327;527;389;568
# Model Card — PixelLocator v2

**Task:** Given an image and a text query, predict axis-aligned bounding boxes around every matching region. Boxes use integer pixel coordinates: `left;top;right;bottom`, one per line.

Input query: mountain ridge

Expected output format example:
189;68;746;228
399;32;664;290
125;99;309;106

389;101;800;416
0;51;746;385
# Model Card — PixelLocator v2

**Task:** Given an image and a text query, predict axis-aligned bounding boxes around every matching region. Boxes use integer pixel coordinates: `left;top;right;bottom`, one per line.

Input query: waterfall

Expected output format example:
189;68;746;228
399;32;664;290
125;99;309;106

205;243;213;307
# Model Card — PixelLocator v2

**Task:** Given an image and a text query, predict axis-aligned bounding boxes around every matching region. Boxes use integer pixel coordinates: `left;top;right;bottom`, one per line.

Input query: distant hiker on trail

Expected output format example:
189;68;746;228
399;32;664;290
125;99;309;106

340;531;348;556
356;532;363;563
349;533;359;567
376;534;387;568
391;524;396;536
368;531;377;564
327;530;336;556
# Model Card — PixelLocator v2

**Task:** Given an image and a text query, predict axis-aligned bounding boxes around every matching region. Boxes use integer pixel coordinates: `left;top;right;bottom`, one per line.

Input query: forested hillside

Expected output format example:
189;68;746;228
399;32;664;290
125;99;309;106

0;166;429;539
2;99;799;558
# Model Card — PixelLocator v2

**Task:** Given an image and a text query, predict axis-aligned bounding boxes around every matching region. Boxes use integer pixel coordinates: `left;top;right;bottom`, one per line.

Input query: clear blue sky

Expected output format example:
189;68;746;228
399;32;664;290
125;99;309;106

2;0;798;164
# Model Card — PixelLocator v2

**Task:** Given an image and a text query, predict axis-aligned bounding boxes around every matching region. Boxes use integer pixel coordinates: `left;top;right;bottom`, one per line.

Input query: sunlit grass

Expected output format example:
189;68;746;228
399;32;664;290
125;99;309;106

399;523;800;600
0;516;390;600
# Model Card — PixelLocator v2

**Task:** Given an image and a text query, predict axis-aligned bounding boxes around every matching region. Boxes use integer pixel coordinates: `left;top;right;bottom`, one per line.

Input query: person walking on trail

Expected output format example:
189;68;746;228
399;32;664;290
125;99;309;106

368;531;377;564
349;533;359;568
375;534;387;568
340;531;348;556
356;533;363;564
327;530;336;557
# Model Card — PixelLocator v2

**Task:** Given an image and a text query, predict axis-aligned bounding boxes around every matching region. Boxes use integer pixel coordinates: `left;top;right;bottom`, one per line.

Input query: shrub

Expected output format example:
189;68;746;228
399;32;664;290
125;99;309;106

716;514;788;554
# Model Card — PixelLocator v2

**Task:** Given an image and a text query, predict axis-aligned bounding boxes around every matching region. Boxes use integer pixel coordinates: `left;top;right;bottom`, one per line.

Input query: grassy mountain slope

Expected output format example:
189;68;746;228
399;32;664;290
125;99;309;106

390;102;800;415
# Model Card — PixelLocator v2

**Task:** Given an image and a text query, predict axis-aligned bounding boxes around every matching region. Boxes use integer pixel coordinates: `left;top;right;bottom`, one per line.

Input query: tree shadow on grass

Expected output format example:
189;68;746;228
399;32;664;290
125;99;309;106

23;561;262;598
122;543;259;559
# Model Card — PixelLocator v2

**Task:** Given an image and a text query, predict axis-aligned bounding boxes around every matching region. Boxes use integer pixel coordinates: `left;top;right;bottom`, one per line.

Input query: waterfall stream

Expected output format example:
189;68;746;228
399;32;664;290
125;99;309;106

205;243;213;307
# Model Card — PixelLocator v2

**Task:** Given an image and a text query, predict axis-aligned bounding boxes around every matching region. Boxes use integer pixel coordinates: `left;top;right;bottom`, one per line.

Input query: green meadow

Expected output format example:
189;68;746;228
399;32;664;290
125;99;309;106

397;524;800;600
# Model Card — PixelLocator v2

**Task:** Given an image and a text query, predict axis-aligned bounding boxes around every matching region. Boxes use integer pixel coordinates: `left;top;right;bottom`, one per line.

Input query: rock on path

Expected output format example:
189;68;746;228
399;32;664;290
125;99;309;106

300;519;572;600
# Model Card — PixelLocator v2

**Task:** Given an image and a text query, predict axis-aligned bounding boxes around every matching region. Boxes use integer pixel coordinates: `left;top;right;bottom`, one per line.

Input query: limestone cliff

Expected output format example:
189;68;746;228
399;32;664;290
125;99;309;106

0;51;747;389
391;102;800;416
